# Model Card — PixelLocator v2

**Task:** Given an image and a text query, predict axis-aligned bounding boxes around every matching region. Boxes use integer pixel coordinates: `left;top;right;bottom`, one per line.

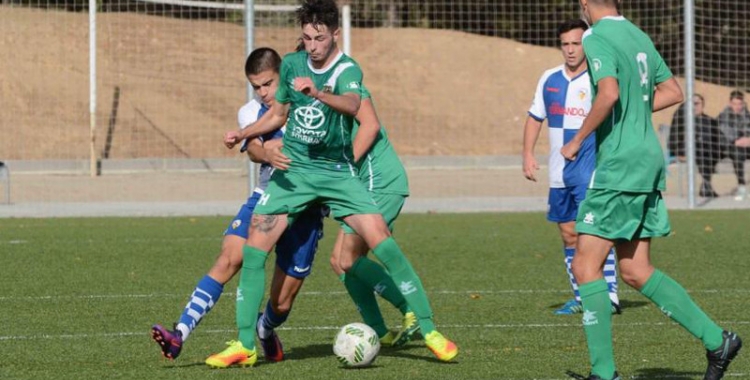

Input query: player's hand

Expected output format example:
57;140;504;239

522;154;539;182
294;77;319;98
265;142;291;170
561;140;581;161
224;130;242;149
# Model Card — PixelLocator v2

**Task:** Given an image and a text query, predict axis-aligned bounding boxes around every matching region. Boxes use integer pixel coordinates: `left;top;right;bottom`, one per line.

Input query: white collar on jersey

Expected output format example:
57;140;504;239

307;50;344;74
601;15;626;22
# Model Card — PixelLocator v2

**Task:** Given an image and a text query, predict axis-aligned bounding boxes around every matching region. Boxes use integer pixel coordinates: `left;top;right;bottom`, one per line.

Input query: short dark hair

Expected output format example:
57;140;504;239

730;90;745;101
297;0;339;31
244;47;281;77
295;38;305;52
558;19;589;37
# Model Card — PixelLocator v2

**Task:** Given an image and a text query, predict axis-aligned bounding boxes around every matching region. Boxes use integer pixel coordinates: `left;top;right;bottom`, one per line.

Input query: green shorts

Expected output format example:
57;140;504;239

342;192;406;234
254;170;380;224
575;188;671;241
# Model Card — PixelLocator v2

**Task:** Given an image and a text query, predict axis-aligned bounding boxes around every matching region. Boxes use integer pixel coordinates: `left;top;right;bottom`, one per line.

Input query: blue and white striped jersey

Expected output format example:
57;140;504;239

528;65;596;188
237;99;285;192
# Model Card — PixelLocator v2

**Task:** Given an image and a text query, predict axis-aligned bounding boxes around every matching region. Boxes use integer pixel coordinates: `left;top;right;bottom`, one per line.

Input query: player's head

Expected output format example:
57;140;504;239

557;20;588;71
244;47;281;106
729;90;746;114
297;0;340;65
579;0;620;25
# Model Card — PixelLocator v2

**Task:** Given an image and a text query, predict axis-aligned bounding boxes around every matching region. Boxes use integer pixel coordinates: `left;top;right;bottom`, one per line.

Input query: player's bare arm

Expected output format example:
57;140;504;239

561;76;619;160
352;98;380;163
245;138;268;164
293;77;361;116
262;138;292;170
522;116;543;181
652;77;684;112
224;102;290;149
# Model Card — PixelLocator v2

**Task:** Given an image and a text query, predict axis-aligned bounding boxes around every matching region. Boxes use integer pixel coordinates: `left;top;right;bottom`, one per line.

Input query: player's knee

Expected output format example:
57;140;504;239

330;255;346;275
619;267;649;290
222;245;244;269
212;247;242;274
571;257;599;284
561;233;577;248
337;254;355;273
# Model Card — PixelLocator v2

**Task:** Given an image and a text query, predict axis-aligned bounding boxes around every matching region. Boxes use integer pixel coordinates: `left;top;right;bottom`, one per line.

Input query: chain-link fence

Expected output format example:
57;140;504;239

1;1;748;215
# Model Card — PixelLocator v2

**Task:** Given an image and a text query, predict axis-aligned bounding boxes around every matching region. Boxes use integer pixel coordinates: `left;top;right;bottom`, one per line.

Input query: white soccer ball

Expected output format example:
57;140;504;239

333;322;380;367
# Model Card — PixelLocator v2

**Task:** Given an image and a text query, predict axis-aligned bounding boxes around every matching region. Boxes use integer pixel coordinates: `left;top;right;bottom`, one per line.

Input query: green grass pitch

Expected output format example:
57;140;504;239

0;211;748;379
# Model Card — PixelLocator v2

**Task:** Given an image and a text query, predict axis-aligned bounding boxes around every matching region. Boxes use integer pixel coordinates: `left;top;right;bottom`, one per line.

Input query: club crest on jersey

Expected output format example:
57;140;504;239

578;88;588;100
592;58;602;72
322;85;333;94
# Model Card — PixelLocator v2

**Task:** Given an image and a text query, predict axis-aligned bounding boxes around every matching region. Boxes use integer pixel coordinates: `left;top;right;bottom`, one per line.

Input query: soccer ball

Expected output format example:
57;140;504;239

332;322;380;367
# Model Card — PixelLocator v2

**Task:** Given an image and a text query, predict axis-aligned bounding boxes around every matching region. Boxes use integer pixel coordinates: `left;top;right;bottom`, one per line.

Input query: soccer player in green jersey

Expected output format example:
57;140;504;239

560;1;742;379
330;85;419;347
216;0;457;366
263;83;420;348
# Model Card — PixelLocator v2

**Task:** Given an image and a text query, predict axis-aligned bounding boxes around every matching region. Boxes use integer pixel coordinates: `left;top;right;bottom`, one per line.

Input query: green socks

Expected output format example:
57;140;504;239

579;279;616;379
579;270;725;379
349;256;409;314
640;269;724;350
236;245;268;350
371;237;435;334
339;273;388;338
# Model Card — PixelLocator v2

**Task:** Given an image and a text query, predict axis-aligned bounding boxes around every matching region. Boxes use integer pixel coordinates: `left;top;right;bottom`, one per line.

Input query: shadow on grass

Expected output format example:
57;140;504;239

566;367;703;379
283;342;457;365
549;299;649;313
166;359;279;369
631;367;704;379
618;299;650;311
379;343;459;365
285;343;331;361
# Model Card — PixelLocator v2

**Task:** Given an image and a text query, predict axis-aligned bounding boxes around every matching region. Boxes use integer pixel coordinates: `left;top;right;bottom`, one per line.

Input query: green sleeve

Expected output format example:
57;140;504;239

335;64;363;96
584;34;618;84
274;58;292;104
653;50;673;84
360;84;371;100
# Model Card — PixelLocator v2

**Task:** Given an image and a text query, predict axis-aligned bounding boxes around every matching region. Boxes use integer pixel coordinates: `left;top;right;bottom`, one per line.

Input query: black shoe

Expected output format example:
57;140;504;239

566;370;621;380
256;313;284;362
704;331;742;380
611;302;622;315
699;184;720;198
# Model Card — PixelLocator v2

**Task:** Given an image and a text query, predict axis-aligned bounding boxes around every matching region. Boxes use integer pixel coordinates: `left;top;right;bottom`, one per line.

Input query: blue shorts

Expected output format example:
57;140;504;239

225;191;324;279
547;184;588;223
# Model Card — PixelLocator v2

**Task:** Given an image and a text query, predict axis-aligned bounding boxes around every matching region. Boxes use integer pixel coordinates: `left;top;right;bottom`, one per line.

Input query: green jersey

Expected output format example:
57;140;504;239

275;50;363;174
355;86;409;196
583;16;673;192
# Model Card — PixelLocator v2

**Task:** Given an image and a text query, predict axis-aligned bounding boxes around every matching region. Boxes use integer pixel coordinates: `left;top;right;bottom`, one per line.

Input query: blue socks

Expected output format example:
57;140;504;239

258;300;290;339
564;247;581;302
176;275;223;340
604;248;620;305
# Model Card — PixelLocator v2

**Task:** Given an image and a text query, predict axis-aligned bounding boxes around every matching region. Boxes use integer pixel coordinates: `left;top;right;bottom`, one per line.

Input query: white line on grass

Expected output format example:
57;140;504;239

2;321;749;341
2;288;750;301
